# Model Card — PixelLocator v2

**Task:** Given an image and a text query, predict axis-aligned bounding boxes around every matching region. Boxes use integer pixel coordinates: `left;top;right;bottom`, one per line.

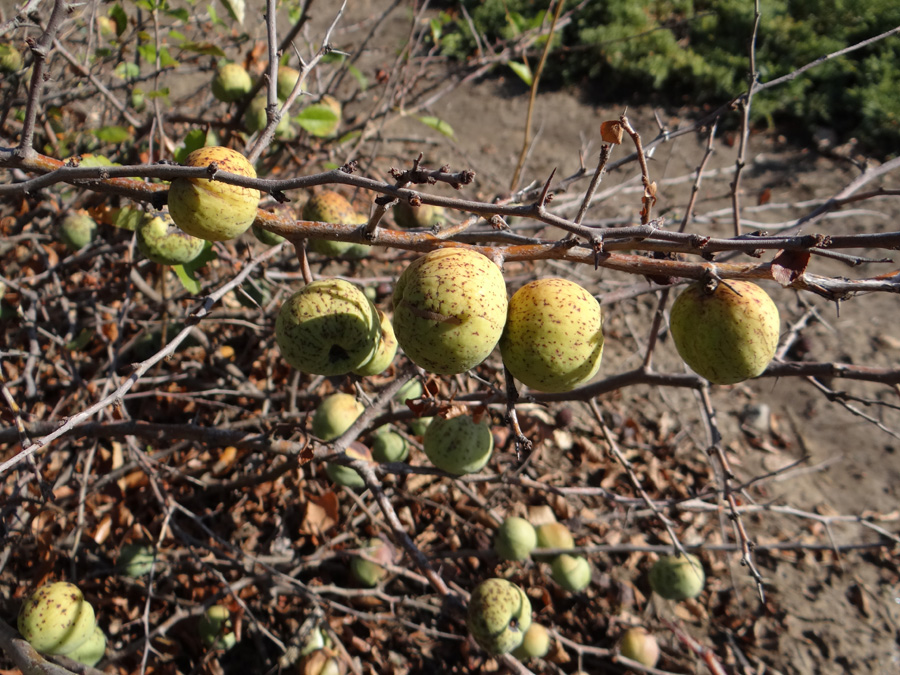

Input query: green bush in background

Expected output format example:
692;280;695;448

438;0;900;155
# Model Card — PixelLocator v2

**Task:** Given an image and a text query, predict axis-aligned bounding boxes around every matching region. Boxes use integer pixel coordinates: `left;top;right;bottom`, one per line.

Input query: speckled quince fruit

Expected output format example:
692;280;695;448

325;442;374;489
211;62;252;103
466;578;532;655
500;278;604;393
0;43;24;73
494;517;537;561
393;200;445;229
277;65;301;101
619;627;660;667
353;311;398;377
423;412;493;475
243;96;294;139
550;554;592;592
167;146;260;242
371;428;409;463
198;605;237;650
511;623;550;660
275;279;381;376
648;553;705;601
534;522;574;561
17;581;97;655
312;393;364;441
392;248;508;375
669;280;780;385
59;212;99;251
304;191;358;257
67;626;107;667
350;537;393;587
136;212;204;265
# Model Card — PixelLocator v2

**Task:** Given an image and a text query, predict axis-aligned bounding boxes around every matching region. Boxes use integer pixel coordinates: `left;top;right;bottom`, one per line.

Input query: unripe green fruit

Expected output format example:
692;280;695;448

96;16;116;38
392;248;508;375
303;191;359;257
211;62;252;103
371;429;409;463
243;96;294;138
136;213;204;265
0;43;24;73
669;280;780;384
393;201;445;229
649;553;705;601
199;605;237;650
275;279;381;376
511;623;550;660
500;278;604;393
59;212;99;251
67;626;106;667
466;578;532;655
619;627;660;668
395;379;423;403
494;517;537;561
423;413;493;475
252;222;286;245
550;554;592;592
350;538;392;587
277;66;301;100
534;522;574;561
325;443;373;488
407;416;432;437
299;649;345;675
167;146;260;242
312;393;364;441
18;582;97;655
117;543;157;578
353;311;397;376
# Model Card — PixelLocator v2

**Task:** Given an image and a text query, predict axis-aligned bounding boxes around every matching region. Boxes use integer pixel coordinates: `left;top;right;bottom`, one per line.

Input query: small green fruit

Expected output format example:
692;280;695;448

117;543;157;578
298;649;345;675
67;626;106;667
136;213;205;265
371;430;409;463
244;96;294;138
494;517;537;561
277;66;301;101
669;280;780;384
312;393;364;441
395;379;423;403
325;443;373;489
353;311;398;376
275;279;381;376
59;212;99;251
167;146;260;242
550;554;591;592
18;582;97;655
619;627;660;668
392;248;508;375
511;623;550;660
393;201;445;229
423;413;493;475
500;278;604;393
199;605;237;650
466;578;532;655
0;43;24;73
648;553;705;601
252;222;286;245
304;191;358;257
211;62;252;103
350;538;392;587
407;416;432;437
534;522;574;561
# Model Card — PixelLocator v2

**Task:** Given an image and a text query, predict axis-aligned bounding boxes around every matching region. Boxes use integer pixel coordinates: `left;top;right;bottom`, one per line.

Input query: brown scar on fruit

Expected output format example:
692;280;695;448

399;300;462;325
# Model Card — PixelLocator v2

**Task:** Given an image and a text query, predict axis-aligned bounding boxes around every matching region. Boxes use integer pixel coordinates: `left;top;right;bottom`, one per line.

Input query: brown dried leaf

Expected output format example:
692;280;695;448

600;120;624;144
771;249;810;287
300;491;340;535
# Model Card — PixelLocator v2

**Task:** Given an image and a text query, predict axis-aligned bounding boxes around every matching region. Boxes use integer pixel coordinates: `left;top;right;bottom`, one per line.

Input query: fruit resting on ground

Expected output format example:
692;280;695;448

392;248;508;374
551;554;592;592
312;393;364;441
619;627;660;667
423;413;493;475
325;442;373;488
669;280;780;384
350;538;392;587
393;200;445;229
500;278;604;393
136;213;204;265
467;578;532;655
534;522;574;561
275;279;381;376
211;62;252;102
494;517;537;561
199;605;237;650
167;146;260;241
649;553;705;600
353;311;398;376
60;212;99;251
511;623;550;660
67;626;106;667
117;543;157;578
17;582;97;655
371;429;409;463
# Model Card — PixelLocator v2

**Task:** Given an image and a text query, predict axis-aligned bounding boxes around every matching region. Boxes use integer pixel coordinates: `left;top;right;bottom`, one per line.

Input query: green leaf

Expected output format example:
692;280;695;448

173;242;217;295
110;4;128;36
416;115;455;138
177;41;226;57
66;328;94;352
430;17;443;43
158;47;179;68
174;129;208;164
78;154;116;168
295;105;340;138
94;126;131;143
112;207;145;232
508;61;533;87
114;62;140;80
347;64;368;91
166;7;190;22
219;0;245;24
